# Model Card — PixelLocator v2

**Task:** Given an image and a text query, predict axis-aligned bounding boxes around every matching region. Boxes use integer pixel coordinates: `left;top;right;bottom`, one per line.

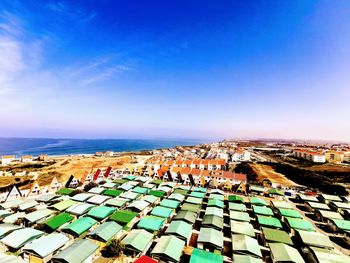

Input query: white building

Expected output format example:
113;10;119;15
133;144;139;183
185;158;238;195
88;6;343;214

21;155;33;163
1;156;15;166
232;149;251;162
293;150;326;163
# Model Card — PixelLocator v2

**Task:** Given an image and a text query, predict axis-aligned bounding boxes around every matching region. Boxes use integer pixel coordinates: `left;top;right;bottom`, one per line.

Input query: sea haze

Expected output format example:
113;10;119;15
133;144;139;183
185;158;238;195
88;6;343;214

0;138;206;156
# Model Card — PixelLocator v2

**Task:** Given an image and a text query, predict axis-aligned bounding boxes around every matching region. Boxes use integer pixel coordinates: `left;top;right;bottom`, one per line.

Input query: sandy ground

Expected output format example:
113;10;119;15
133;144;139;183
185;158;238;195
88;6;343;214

249;163;298;187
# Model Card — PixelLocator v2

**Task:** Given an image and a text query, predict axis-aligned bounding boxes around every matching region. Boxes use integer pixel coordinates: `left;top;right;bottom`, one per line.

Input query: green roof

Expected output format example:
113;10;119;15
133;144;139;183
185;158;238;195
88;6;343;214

151;179;163;185
105;197;128;207
193;187;207;193
132;186;149;194
269;243;305;263
62;217;97;236
173;189;189;195
149;190;166;197
160;199;180;209
182;203;201;213
143;195;159;204
103;189;123;197
257;216;282;228
165;220;192;241
232;234;262;258
278;208;303;218
113;178;127;184
229;203;247;212
190;248;223;263
230;211;250;222
207;199;224;208
268;188;284;196
109;210;138;225
230;220;255;237
151;235;185;262
262;227;293;245
285;217;315;231
56;188;74;195
124;175;136;181
331;219;350;231
53;239;99;263
44;212;74;230
252;205;273;216
228;195;244;203
137;216;165;231
174;210;197;224
51;199;77;211
87;206;115;220
151;206;173;218
249;197;267;206
296;230;333;249
88;221;122;242
197;227;223;249
190;191;206;198
202;215;224;230
122;229;154;252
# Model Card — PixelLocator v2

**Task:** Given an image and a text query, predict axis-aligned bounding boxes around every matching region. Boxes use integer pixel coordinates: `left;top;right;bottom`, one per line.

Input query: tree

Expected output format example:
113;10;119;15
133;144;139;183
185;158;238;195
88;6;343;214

70;189;83;196
101;239;125;258
84;182;98;192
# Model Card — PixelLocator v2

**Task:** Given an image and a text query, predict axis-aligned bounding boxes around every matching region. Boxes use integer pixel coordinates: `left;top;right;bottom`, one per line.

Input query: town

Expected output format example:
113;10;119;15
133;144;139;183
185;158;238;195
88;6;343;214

0;140;349;262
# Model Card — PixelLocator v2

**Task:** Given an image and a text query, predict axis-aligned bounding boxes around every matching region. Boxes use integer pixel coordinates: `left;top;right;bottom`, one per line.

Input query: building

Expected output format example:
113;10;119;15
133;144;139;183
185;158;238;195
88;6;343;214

21;155;33;163
1;155;15;166
293;150;326;163
38;154;48;161
325;151;344;164
232;148;251;162
344;152;350;163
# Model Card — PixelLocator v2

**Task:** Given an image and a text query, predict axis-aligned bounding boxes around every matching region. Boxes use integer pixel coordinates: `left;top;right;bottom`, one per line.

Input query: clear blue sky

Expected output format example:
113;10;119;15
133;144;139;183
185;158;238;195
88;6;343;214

0;1;349;141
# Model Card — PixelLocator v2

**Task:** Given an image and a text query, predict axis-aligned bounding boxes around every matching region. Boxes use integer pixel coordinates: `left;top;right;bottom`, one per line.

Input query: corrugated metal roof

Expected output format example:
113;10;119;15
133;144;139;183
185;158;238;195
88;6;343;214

1;228;44;249
23;233;69;258
232;234;262;258
44;212;74;230
51;199;76;211
66;203;95;215
269;243;305;263
190;248;223;263
122;229;153;252
151;235;185;262
165;220;192;240
88;221;122;242
24;209;54;223
137;216;165;232
87;205;115;220
151;206;173;218
53;239;99;263
230;220;255;237
261;227;293;245
62;216;97;236
197;227;223;249
87;195;111;205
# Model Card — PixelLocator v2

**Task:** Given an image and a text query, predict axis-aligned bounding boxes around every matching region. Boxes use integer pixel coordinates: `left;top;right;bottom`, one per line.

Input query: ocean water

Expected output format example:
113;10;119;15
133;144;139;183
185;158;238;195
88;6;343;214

0;138;206;156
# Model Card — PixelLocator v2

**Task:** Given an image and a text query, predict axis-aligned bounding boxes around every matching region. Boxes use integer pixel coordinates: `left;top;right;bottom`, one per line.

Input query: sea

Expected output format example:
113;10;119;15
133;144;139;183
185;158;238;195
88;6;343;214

0;138;207;156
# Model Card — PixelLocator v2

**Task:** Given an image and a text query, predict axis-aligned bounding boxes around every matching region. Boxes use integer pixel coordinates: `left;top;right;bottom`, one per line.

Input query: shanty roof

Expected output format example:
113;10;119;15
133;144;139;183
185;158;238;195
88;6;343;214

331;218;350;231
71;193;95;202
197;227;223;249
173;210;197;224
269;243;305;263
230;211;250;222
23;233;69;258
143;195;159;204
205;207;223;218
230;220;255;237
24;209;54;223
87;194;111;205
285;217;315;232
309;246;349;263
231;234;262;258
168;193;185;202
66;203;95;215
87;205;115;220
137;216;165;232
109;210;138;225
190;248;223;263
306;202;330;210
261;227;293;245
103;189;123;197
1;228;44;249
165;220;192;241
120;191;140;200
190;191;206;198
228;195;244;203
151;235;185;262
62;216;97;236
88;221;122;242
271;200;293;209
132;187;149;194
122;229;153;252
229;203;247;212
316;210;343;220
105;197;128;207
296;230;333;249
44;212;74;230
151;206;173;218
160;199;180;209
51;199;76;211
320;194;342;202
56;188;74;195
249;197;267;206
18;200;38;211
257;216;282;228
88;187;105;194
208;199;224;209
252;205;273;216
53;239;99;263
202;215;224;230
278;208;303;218
233;254;263;263
0;223;21;238
128;200;150;212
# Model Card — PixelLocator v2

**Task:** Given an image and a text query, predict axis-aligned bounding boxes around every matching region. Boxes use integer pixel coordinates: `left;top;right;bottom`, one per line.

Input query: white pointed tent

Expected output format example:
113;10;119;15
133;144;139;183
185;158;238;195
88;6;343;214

49;176;61;192
5;185;23;201
27;181;41;197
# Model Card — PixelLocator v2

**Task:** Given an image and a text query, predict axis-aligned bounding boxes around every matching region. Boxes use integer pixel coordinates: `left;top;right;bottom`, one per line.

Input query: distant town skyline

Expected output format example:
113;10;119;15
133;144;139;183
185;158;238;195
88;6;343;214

1;1;350;141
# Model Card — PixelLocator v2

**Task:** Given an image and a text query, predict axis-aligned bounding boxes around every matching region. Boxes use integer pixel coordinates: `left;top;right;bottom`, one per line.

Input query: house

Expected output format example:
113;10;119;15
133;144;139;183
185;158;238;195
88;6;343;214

105;151;114;157
199;159;209;170
53;239;99;263
232;148;250;162
1;155;15;166
38;154;48;161
325;151;344;164
293;150;326;163
21;155;33;163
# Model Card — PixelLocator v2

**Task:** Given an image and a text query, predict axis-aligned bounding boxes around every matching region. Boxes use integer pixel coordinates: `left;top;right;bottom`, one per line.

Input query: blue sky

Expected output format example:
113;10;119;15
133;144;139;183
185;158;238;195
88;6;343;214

0;1;349;141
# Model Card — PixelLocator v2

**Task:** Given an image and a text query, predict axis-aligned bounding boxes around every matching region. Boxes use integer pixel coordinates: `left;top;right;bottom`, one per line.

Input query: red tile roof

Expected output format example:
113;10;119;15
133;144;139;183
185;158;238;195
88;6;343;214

190;168;201;175
134;255;158;263
181;167;191;174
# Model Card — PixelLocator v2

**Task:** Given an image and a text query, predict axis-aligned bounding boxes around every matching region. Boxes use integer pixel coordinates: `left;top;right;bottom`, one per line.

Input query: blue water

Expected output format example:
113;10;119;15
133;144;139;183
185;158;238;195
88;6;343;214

0;138;206;156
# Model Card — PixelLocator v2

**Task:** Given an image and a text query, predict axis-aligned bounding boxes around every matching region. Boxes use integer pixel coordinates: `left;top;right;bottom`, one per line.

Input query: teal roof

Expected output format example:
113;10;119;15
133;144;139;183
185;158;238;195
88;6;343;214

232;234;262;258
165;220;192;241
285;217;315;231
230;211;250;222
229;203;247;212
88;221;122;242
197;227;223;249
192;187;207;193
160;199;180;209
208;199;224;208
190;191;206;198
190;248;223;263
249;197;267;206
122;229;154;253
208;193;224;201
62;217;97;236
151;206;173;218
132;186;149;194
137;216;165;232
87;206;115;220
252;205;273;216
205;207;223;218
332;219;350;231
230;220;255;237
278;208;303;218
257;216;282;228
